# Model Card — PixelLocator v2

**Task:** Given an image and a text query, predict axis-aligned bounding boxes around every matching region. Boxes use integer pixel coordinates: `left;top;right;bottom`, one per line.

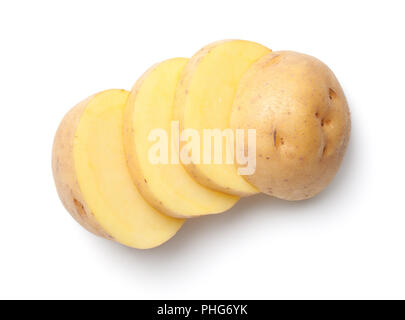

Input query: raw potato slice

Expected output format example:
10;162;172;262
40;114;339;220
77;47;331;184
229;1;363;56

174;40;271;196
52;90;184;249
124;58;238;218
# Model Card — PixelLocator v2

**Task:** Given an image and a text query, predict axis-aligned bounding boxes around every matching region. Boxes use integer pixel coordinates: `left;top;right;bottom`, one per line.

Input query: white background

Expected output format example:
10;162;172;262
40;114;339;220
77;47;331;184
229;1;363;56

1;0;404;299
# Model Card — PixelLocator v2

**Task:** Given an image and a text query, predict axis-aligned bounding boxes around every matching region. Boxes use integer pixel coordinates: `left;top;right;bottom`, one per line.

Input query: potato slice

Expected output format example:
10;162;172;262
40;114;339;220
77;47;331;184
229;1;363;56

124;58;238;218
52;89;184;249
174;40;271;196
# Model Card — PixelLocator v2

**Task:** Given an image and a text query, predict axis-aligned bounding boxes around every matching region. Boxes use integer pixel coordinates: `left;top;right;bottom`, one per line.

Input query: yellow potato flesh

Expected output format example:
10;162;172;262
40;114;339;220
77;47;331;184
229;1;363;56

124;58;238;218
74;90;184;248
174;40;271;196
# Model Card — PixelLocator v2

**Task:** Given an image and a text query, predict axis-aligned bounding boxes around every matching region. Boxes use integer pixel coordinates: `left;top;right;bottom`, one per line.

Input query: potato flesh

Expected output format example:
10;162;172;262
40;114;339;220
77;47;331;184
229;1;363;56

174;40;271;196
124;58;238;218
52;96;110;238
73;90;184;248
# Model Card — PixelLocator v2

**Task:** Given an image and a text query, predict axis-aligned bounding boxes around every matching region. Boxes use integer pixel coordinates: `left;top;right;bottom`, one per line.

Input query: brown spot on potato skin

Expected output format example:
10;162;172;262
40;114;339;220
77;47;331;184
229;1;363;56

322;146;328;157
329;88;337;100
73;198;87;218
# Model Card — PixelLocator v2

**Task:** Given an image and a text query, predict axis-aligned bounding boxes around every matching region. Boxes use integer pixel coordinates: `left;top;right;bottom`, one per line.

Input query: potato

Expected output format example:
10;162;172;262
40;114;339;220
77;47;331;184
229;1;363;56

52;89;184;249
123;58;238;218
231;51;350;200
174;40;271;196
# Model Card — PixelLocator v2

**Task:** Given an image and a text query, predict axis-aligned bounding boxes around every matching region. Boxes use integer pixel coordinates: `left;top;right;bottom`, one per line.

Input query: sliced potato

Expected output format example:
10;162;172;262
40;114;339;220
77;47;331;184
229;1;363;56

174;40;271;196
52;89;184;249
124;58;238;218
231;51;351;200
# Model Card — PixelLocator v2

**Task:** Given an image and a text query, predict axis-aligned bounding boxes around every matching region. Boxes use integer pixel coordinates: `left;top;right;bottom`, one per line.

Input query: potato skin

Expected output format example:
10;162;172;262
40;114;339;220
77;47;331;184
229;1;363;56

231;51;351;200
52;95;113;239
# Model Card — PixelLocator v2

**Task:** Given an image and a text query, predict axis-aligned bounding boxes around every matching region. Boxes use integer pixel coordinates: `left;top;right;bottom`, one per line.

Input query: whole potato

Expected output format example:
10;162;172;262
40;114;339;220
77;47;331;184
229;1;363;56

231;51;350;200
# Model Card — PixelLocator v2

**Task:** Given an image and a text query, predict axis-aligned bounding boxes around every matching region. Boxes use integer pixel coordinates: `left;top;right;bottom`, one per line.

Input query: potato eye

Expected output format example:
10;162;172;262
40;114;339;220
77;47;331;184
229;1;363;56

329;88;337;100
